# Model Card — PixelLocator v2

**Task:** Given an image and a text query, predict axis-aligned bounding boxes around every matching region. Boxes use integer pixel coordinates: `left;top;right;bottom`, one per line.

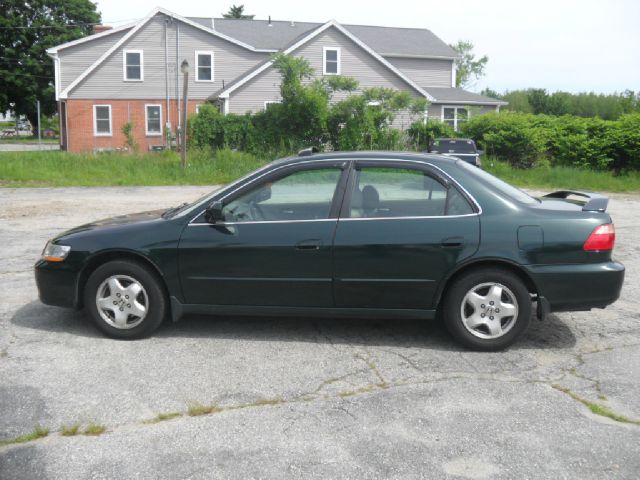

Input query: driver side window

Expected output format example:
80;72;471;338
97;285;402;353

222;167;342;222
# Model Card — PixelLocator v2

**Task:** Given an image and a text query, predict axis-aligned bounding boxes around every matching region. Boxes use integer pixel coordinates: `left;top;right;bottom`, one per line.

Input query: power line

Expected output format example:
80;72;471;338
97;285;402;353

0;18;140;29
0;70;54;79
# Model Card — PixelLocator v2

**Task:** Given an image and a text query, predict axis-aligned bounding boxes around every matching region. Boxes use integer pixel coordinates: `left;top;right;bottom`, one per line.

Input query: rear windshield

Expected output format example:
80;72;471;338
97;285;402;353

458;161;539;205
431;139;477;154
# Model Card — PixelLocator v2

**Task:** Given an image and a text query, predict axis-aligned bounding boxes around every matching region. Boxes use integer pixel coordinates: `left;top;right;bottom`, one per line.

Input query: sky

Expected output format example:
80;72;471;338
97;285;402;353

96;0;640;94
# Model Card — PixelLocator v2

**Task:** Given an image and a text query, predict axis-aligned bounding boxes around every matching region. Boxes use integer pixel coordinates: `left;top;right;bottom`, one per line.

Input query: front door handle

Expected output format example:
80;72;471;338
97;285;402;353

296;239;322;250
441;236;464;248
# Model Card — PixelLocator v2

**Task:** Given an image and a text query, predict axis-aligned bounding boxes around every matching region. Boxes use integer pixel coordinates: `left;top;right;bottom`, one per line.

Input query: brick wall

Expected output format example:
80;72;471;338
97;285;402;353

64;99;204;152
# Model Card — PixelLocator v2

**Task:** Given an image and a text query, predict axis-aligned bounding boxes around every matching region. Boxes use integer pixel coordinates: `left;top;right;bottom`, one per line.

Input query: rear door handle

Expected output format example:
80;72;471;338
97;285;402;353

296;239;322;250
441;236;464;248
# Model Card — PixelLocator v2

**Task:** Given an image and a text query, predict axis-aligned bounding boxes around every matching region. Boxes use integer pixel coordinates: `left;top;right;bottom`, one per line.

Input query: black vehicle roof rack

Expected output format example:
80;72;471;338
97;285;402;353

298;146;319;157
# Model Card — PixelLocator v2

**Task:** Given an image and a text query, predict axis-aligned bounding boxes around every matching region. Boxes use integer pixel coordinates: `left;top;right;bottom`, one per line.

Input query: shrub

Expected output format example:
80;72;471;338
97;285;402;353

406;119;456;151
462;112;545;168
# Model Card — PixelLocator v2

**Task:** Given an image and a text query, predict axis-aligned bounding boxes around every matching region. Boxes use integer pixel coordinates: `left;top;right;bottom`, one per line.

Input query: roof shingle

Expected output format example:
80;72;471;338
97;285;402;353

186;17;458;58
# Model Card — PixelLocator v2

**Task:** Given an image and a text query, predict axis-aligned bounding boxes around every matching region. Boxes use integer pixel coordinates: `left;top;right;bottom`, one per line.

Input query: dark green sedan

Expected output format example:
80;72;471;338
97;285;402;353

35;151;625;350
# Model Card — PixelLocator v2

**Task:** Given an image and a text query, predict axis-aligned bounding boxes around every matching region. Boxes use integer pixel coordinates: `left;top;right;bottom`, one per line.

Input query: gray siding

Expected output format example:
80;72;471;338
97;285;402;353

70;13;268;100
58;29;131;92
229;26;425;114
385;57;453;88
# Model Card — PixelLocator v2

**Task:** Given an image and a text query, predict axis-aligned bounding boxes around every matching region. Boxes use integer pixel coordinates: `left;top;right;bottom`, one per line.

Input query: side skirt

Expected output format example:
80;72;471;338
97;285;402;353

170;296;435;322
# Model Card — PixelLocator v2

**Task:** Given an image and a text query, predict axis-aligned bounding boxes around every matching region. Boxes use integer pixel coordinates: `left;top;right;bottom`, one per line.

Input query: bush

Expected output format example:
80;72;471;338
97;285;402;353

406;120;456;151
462;111;640;171
461;112;545;168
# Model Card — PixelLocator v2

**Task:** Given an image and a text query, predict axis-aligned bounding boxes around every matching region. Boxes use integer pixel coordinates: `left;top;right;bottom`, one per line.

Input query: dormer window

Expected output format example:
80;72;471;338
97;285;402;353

123;50;143;81
323;47;340;75
196;51;214;82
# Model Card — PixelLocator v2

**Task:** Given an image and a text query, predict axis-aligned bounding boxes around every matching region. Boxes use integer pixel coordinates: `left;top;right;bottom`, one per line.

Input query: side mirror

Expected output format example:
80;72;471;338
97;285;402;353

204;200;224;223
477;149;485;156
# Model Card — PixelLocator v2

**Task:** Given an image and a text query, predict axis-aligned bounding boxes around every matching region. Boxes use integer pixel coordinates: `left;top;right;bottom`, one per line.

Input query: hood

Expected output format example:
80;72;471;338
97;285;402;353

55;209;166;239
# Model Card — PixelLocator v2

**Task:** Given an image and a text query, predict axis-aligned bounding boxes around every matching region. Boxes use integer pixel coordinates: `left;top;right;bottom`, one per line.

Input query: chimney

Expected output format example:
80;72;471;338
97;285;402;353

93;25;113;34
268;16;272;27
290;20;295;27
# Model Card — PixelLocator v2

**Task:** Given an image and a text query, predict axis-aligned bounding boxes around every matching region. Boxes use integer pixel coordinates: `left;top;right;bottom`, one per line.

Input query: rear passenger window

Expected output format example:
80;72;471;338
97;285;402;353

347;167;473;218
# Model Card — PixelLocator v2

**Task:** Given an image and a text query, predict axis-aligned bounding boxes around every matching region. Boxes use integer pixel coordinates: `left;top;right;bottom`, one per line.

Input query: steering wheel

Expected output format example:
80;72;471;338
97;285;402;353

249;201;265;221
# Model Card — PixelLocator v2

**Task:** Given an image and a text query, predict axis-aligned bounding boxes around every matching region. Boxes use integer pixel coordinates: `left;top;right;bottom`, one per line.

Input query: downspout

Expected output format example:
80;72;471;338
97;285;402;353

176;21;181;136
164;17;170;143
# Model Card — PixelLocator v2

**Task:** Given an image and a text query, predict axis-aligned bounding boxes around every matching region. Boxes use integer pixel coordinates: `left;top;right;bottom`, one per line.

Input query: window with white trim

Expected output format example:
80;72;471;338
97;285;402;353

442;106;468;131
195;51;214;82
123;50;143;81
264;100;281;110
93;105;112;136
323;47;340;75
145;105;162;136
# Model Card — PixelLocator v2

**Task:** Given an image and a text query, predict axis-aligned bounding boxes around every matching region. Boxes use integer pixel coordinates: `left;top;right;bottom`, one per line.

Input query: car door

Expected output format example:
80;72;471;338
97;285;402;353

178;161;348;307
332;160;480;310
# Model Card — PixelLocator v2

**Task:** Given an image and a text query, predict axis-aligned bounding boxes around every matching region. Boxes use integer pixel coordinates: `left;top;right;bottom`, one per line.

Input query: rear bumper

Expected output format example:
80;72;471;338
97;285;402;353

525;261;625;311
34;260;80;308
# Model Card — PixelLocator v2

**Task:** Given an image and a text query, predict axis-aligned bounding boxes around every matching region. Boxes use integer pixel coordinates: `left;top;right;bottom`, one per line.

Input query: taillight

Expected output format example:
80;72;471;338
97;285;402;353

583;223;615;251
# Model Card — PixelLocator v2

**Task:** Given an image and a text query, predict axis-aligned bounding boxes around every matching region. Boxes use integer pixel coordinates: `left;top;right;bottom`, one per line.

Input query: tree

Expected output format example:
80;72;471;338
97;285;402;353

450;40;488;89
0;0;101;134
222;5;254;19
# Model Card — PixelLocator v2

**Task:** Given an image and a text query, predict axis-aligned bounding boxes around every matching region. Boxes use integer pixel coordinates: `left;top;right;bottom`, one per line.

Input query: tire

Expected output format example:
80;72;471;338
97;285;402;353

443;268;531;351
84;260;167;339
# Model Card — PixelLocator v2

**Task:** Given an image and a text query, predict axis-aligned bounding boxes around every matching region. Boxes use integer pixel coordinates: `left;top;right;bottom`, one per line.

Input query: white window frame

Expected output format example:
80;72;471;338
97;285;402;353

195;51;215;82
93;104;112;136
323;47;341;75
441;105;469;131
123;49;144;81
264;100;281;110
144;104;163;136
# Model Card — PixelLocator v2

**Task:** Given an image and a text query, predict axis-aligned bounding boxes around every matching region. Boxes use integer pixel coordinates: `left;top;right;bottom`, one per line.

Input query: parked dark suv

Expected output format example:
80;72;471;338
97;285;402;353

429;138;481;167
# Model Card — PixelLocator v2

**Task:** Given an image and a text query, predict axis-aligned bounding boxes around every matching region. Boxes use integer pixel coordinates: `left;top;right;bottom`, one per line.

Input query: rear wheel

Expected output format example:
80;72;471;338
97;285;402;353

443;268;531;351
84;260;166;339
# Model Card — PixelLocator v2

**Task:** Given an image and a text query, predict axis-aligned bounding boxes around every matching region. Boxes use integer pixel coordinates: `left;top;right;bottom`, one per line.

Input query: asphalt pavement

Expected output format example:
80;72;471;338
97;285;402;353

0;186;638;479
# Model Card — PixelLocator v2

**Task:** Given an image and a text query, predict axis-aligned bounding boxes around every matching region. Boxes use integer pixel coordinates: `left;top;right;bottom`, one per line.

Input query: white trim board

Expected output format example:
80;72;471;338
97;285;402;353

216;20;435;102
46;23;136;55
123;49;144;81
195;50;215;82
58;7;275;99
323;46;341;75
93;104;112;136
144;104;163;136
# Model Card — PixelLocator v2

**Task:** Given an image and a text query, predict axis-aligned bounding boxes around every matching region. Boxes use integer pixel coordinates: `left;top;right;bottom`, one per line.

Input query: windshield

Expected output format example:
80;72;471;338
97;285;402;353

458;161;539;205
163;162;277;219
432;139;477;154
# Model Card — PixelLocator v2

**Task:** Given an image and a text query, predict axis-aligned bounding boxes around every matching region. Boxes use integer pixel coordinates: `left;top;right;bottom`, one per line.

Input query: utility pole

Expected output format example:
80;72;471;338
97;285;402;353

37;100;41;149
180;59;189;169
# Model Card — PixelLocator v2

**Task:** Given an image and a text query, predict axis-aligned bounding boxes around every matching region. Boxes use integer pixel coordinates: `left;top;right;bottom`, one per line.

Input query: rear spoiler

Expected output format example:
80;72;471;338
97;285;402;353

543;190;609;212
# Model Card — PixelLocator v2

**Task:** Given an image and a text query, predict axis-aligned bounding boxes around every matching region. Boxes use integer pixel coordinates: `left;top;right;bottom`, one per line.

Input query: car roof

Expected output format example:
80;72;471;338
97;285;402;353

273;151;461;168
433;138;475;142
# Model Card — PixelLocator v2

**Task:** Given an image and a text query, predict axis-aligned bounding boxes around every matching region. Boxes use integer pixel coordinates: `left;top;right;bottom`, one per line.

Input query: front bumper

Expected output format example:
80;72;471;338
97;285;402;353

525;261;625;311
34;260;81;308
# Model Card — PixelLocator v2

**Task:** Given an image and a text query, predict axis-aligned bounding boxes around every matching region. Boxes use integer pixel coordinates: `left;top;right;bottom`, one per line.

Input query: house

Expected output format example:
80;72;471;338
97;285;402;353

47;7;506;152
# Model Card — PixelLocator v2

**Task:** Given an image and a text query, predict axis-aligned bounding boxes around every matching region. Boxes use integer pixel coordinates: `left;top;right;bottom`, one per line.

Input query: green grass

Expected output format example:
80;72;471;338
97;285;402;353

484;159;640;193
187;403;222;417
146;412;182;423
552;385;640;425
1;149;639;192
0;148;269;187
0;425;49;446
60;424;81;436
82;423;107;436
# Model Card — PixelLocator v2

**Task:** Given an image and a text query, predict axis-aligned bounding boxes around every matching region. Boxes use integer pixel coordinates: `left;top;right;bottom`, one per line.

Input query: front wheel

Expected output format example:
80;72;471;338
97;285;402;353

443;268;531;351
84;260;167;339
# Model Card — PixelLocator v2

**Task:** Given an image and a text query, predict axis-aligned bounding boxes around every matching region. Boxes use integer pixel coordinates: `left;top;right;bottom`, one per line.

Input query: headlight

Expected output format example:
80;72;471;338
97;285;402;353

42;241;71;262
